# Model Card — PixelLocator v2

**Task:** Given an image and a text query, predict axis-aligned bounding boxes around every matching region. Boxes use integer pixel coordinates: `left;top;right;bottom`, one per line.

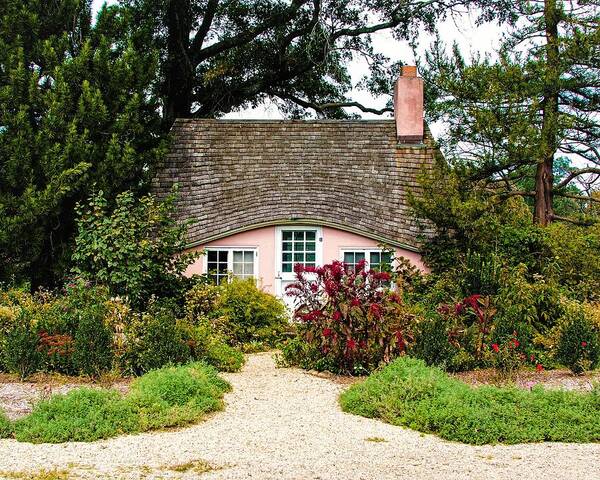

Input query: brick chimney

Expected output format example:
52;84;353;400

393;65;424;144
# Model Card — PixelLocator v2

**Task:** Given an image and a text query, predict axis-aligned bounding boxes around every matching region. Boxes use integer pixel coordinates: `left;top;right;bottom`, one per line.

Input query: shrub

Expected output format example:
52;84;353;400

71;189;199;307
556;304;600;374
211;278;288;348
12;363;229;443
410;314;456;369
203;341;245;373
121;303;193;375
3;313;42;379
284;261;416;374
0;409;11;438
340;356;600;445
72;304;114;377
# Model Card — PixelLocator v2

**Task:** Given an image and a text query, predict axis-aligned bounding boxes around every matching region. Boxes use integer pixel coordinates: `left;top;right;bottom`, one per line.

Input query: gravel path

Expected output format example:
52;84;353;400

0;353;599;479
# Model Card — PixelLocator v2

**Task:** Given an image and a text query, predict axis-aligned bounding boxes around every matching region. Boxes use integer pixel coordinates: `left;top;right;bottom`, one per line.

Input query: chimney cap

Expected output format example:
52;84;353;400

401;65;418;77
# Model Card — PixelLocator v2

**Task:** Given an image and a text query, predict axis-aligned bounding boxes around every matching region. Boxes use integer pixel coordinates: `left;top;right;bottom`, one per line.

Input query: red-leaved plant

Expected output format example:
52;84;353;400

285;260;414;374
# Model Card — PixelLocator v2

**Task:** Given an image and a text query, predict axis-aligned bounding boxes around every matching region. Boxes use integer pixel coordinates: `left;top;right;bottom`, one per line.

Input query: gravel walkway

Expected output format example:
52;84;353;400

0;353;599;480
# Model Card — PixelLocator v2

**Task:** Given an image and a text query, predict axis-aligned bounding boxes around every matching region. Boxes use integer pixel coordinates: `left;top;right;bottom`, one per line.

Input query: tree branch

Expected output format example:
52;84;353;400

189;0;220;53
271;91;393;115
556;167;600;189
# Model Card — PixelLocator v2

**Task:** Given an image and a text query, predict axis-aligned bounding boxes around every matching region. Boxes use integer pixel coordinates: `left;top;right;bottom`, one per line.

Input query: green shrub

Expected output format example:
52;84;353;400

0;409;11;438
410;314;456;369
211;278;288;348
556;305;600;374
3;313;42;379
203;341;244;373
12;363;229;444
122;303;192;375
71;189;199;308
340;356;600;445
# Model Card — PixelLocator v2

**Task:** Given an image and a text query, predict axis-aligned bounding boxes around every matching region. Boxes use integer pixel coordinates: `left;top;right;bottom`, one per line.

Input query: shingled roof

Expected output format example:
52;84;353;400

152;119;437;252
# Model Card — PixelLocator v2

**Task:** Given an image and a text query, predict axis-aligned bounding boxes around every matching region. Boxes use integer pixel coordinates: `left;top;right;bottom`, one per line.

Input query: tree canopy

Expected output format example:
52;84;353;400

423;0;600;225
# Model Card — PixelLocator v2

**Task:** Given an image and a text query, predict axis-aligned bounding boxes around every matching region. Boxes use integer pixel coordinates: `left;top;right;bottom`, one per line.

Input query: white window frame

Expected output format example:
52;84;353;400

275;226;323;281
204;247;259;284
339;247;394;272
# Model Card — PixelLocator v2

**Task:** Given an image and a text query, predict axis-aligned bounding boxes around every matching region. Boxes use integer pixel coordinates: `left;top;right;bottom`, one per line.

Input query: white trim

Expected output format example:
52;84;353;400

203;246;259;282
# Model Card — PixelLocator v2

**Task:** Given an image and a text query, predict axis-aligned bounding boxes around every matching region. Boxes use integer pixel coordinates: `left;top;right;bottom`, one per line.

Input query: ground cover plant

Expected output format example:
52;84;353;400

4;362;229;444
340;356;600;445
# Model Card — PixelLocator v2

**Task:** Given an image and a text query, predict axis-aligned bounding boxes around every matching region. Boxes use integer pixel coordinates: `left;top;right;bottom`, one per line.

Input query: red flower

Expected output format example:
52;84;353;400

293;263;305;274
346;338;357;350
536;363;544;373
454;303;464;315
513;339;520;348
437;304;451;315
581;341;588;348
491;343;499;353
350;298;361;308
323;328;333;338
310;283;318;293
369;303;382;319
332;311;342;322
372;271;391;282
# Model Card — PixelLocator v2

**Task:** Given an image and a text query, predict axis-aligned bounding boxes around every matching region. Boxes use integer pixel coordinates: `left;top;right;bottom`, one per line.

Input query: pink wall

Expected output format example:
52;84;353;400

184;224;426;295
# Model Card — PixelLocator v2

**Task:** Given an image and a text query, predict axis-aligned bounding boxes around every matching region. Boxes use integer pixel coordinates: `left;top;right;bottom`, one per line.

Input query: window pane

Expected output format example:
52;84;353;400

282;242;292;252
305;242;315;252
293;231;304;240
306;253;315;262
294;242;304;251
282;263;292;273
244;251;253;262
283;231;293;241
233;251;243;263
232;262;243;275
356;252;366;261
382;252;393;264
294;253;304;262
207;262;218;272
217;262;227;273
243;263;254;275
218;250;228;262
344;252;355;264
370;252;381;264
282;252;292;262
306;231;316;241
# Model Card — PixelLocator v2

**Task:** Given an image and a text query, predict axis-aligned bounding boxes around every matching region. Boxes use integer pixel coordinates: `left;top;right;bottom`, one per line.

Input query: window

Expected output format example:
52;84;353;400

206;248;257;284
281;230;317;273
341;249;393;273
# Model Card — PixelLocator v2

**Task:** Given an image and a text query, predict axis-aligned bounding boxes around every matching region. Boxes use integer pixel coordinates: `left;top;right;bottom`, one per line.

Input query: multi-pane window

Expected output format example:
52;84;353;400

206;249;256;284
281;230;317;273
342;250;393;272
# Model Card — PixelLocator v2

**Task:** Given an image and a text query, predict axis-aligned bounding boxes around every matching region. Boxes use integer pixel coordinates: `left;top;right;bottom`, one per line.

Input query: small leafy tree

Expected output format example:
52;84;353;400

71;189;198;306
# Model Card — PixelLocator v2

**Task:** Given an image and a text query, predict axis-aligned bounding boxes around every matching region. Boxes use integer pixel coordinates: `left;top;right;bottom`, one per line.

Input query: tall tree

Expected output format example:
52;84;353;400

0;0;164;287
120;0;515;125
423;0;600;225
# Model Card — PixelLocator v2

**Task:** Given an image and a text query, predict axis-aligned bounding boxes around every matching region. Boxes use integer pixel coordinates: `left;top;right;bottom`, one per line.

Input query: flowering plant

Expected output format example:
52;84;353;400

284;260;415;374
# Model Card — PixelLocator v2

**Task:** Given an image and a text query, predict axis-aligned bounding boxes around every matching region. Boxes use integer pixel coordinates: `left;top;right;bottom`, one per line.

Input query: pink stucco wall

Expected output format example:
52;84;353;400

185;224;426;295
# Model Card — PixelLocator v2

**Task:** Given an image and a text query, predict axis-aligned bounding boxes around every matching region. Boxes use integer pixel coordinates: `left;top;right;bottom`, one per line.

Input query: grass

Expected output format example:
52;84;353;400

340;356;600;445
0;469;69;480
4;363;230;444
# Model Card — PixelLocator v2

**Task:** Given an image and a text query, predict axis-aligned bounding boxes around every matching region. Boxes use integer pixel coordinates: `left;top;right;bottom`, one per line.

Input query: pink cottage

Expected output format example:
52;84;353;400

152;67;437;309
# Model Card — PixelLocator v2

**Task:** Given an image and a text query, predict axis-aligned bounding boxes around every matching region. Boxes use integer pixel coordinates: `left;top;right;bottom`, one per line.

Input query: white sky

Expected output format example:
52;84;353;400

91;0;502;134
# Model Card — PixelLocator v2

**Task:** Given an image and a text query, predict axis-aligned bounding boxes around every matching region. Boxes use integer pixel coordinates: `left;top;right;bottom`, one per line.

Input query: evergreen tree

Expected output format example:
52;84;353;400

423;0;599;225
0;1;164;287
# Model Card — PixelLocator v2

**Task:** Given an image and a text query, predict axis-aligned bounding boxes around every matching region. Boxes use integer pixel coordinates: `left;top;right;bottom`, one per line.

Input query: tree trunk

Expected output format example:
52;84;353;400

534;0;560;226
164;0;194;126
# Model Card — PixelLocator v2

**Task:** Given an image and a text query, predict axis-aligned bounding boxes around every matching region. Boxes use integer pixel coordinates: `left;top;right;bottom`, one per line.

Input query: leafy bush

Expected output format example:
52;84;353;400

72;304;114;377
121;302;193;375
12;363;229;443
0;409;11;438
340;356;600;445
283;261;416;374
186;278;288;349
71;189;198;307
410;314;456;369
3;313;42;380
556;304;600;374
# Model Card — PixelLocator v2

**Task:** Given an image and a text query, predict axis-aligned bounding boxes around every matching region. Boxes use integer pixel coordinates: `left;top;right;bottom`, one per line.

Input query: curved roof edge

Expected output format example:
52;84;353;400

185;218;421;253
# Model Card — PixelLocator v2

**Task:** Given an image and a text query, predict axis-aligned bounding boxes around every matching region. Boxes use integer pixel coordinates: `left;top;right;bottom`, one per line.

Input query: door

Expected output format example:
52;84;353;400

275;226;323;312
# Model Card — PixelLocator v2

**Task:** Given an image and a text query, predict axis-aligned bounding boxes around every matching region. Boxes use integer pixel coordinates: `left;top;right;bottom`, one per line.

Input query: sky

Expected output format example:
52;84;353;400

91;0;503;131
